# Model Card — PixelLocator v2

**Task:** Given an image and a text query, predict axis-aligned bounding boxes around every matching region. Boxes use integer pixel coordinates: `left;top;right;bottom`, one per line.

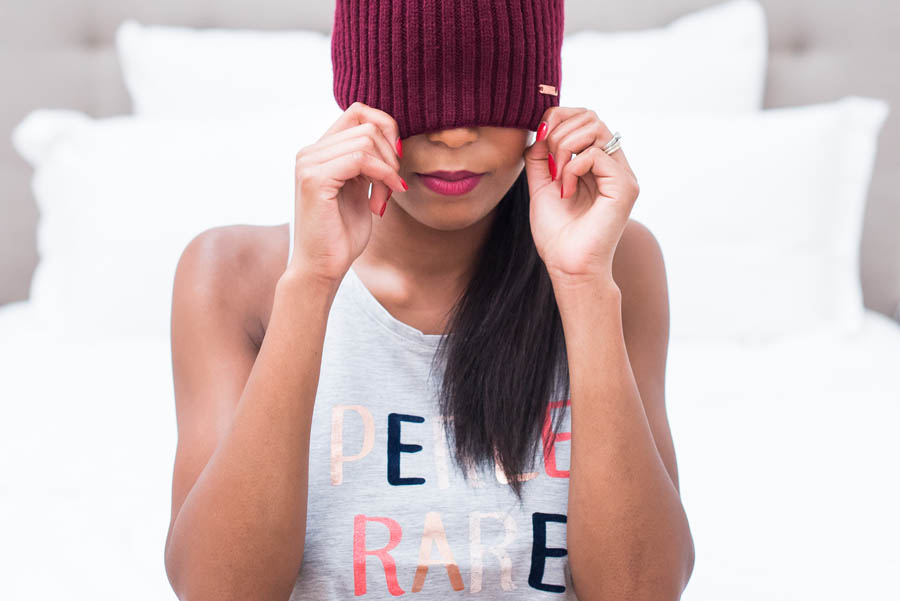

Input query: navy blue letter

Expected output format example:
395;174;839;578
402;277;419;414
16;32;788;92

529;512;568;593
387;412;426;485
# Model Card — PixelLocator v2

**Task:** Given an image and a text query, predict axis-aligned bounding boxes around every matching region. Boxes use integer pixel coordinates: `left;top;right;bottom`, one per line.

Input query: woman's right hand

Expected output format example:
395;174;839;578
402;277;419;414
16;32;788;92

287;101;408;284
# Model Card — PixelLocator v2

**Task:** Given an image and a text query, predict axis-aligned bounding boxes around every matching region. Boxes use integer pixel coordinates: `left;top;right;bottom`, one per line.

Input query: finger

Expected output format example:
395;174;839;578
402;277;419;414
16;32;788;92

550;116;608;184
585;146;640;216
523;106;590;184
302;136;405;193
559;147;597;201
591;130;636;181
313;147;407;214
534;105;591;140
330;103;405;217
310;121;400;173
559;146;626;201
546;108;635;183
321;101;403;162
369;180;392;216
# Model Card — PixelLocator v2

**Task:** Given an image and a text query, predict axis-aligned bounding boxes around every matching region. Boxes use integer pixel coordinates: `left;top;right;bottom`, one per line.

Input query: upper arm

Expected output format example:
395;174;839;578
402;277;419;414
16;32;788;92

612;219;679;493
164;226;264;558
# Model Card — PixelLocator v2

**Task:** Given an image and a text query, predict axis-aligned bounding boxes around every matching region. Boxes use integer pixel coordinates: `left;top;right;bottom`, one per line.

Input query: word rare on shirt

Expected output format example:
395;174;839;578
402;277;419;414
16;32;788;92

321;398;575;597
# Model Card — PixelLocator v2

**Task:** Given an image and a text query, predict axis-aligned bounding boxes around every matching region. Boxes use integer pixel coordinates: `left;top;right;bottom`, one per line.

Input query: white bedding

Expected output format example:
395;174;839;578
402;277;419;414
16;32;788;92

0;302;176;600
1;300;898;600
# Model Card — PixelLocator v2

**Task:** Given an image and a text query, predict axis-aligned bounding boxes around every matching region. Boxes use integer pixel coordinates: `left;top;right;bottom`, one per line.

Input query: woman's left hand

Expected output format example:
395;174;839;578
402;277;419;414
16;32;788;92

523;106;640;284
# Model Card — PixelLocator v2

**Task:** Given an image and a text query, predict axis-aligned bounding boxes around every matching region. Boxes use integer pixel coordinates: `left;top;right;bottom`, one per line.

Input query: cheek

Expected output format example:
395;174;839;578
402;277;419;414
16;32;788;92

481;169;521;203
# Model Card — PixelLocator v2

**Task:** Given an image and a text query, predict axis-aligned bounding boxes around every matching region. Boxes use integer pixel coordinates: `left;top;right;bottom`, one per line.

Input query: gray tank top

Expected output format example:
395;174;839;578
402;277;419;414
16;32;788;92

287;219;579;599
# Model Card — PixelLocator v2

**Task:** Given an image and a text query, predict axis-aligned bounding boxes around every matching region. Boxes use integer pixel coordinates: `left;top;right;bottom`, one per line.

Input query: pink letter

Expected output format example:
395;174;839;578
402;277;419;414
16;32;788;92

542;399;571;478
353;514;404;596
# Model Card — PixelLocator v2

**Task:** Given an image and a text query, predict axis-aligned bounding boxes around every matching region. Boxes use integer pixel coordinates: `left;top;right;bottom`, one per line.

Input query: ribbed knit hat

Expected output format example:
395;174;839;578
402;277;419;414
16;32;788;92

331;0;565;140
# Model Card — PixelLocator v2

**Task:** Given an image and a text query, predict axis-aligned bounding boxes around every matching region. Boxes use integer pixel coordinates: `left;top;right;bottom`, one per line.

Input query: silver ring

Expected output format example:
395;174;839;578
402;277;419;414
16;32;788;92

602;131;622;155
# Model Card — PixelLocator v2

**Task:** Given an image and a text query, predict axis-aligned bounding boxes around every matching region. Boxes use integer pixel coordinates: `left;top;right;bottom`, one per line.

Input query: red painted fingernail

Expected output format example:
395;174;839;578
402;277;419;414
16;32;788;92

400;177;409;191
396;137;403;158
380;197;388;217
536;121;548;142
548;152;556;180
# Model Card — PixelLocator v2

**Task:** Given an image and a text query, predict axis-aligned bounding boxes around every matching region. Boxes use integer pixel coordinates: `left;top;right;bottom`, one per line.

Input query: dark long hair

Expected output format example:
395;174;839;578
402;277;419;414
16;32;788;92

427;166;571;503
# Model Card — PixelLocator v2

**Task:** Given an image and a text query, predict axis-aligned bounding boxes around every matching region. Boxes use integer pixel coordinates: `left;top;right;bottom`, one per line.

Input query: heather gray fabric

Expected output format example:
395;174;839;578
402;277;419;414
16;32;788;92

286;228;579;599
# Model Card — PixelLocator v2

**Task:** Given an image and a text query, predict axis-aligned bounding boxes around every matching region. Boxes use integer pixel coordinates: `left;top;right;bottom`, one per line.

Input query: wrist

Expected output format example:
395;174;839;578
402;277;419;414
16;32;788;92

551;272;621;316
277;266;343;300
549;270;619;295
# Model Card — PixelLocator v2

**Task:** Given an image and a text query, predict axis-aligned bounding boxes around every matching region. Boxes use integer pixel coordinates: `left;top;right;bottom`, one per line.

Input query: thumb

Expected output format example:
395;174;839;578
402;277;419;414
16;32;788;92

523;123;554;191
369;180;391;216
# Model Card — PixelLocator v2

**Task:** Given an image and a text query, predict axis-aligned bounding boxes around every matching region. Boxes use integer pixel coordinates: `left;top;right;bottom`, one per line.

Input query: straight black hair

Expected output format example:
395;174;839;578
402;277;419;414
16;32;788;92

427;166;571;504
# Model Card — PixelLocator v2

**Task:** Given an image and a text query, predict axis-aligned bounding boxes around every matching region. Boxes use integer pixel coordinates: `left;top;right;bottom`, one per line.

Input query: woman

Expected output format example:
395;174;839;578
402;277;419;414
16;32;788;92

164;1;694;600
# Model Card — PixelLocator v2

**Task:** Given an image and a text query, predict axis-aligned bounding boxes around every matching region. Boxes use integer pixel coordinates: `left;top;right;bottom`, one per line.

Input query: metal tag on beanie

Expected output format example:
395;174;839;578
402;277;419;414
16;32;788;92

331;0;565;140
538;84;559;96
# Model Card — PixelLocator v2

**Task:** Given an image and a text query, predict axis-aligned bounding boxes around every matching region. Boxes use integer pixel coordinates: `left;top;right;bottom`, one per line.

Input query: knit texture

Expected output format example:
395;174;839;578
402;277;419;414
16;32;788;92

331;0;565;140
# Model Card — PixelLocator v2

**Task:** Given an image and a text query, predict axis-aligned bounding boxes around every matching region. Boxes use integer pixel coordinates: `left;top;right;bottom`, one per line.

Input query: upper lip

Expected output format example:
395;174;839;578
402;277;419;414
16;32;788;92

417;170;483;181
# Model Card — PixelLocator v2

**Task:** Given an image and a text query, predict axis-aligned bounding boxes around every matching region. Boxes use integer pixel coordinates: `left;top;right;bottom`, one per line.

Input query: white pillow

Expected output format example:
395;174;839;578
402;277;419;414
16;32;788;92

115;20;335;118
561;0;768;113
612;96;889;344
115;0;768;119
11;97;886;343
11;102;342;340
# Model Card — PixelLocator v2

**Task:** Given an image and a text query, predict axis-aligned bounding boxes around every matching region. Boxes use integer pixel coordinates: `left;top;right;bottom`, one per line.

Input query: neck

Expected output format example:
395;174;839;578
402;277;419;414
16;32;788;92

355;200;499;301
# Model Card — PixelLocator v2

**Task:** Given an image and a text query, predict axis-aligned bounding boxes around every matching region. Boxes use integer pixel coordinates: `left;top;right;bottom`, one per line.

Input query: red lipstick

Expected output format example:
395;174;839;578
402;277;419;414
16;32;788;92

416;170;485;196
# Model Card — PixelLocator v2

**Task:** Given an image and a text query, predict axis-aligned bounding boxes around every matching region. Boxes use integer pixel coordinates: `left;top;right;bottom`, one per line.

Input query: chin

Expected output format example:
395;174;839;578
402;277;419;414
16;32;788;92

400;199;501;232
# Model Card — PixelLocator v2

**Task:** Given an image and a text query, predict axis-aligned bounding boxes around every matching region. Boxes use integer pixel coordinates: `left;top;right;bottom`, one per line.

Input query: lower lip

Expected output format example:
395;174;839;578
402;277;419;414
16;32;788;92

418;173;483;196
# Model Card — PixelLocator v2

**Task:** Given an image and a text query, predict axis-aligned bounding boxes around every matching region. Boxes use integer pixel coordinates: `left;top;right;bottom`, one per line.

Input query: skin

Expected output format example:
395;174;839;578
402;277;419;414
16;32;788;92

168;116;691;598
256;124;535;339
333;124;531;337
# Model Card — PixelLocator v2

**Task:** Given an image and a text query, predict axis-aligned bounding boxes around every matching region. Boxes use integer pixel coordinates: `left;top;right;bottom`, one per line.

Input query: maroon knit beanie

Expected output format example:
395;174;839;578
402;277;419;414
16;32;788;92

331;0;565;141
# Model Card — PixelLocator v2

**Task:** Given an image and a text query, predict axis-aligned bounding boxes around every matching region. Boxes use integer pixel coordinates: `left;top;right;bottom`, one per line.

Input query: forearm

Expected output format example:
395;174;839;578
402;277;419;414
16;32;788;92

165;271;339;601
552;276;692;601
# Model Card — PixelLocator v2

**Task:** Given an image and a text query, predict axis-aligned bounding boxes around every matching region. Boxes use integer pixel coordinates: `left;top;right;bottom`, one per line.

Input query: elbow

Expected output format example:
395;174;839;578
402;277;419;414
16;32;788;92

574;569;691;601
612;576;692;601
639;532;694;601
164;534;206;601
643;538;695;601
670;523;696;599
164;536;187;601
164;540;298;601
574;543;695;601
641;514;695;601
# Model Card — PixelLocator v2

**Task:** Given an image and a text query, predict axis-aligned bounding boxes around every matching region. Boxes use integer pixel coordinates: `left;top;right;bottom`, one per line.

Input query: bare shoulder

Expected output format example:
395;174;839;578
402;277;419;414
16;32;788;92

173;222;290;347
612;219;667;301
611;218;669;340
165;223;289;564
612;219;664;282
612;222;678;492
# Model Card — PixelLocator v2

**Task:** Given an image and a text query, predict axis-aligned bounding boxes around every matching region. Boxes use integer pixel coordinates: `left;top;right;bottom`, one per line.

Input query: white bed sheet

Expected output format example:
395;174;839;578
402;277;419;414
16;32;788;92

0;301;176;600
1;300;898;600
667;312;900;600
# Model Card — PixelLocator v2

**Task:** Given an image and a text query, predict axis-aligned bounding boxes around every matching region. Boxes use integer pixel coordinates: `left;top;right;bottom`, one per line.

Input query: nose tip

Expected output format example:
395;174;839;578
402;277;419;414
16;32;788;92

426;126;479;147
